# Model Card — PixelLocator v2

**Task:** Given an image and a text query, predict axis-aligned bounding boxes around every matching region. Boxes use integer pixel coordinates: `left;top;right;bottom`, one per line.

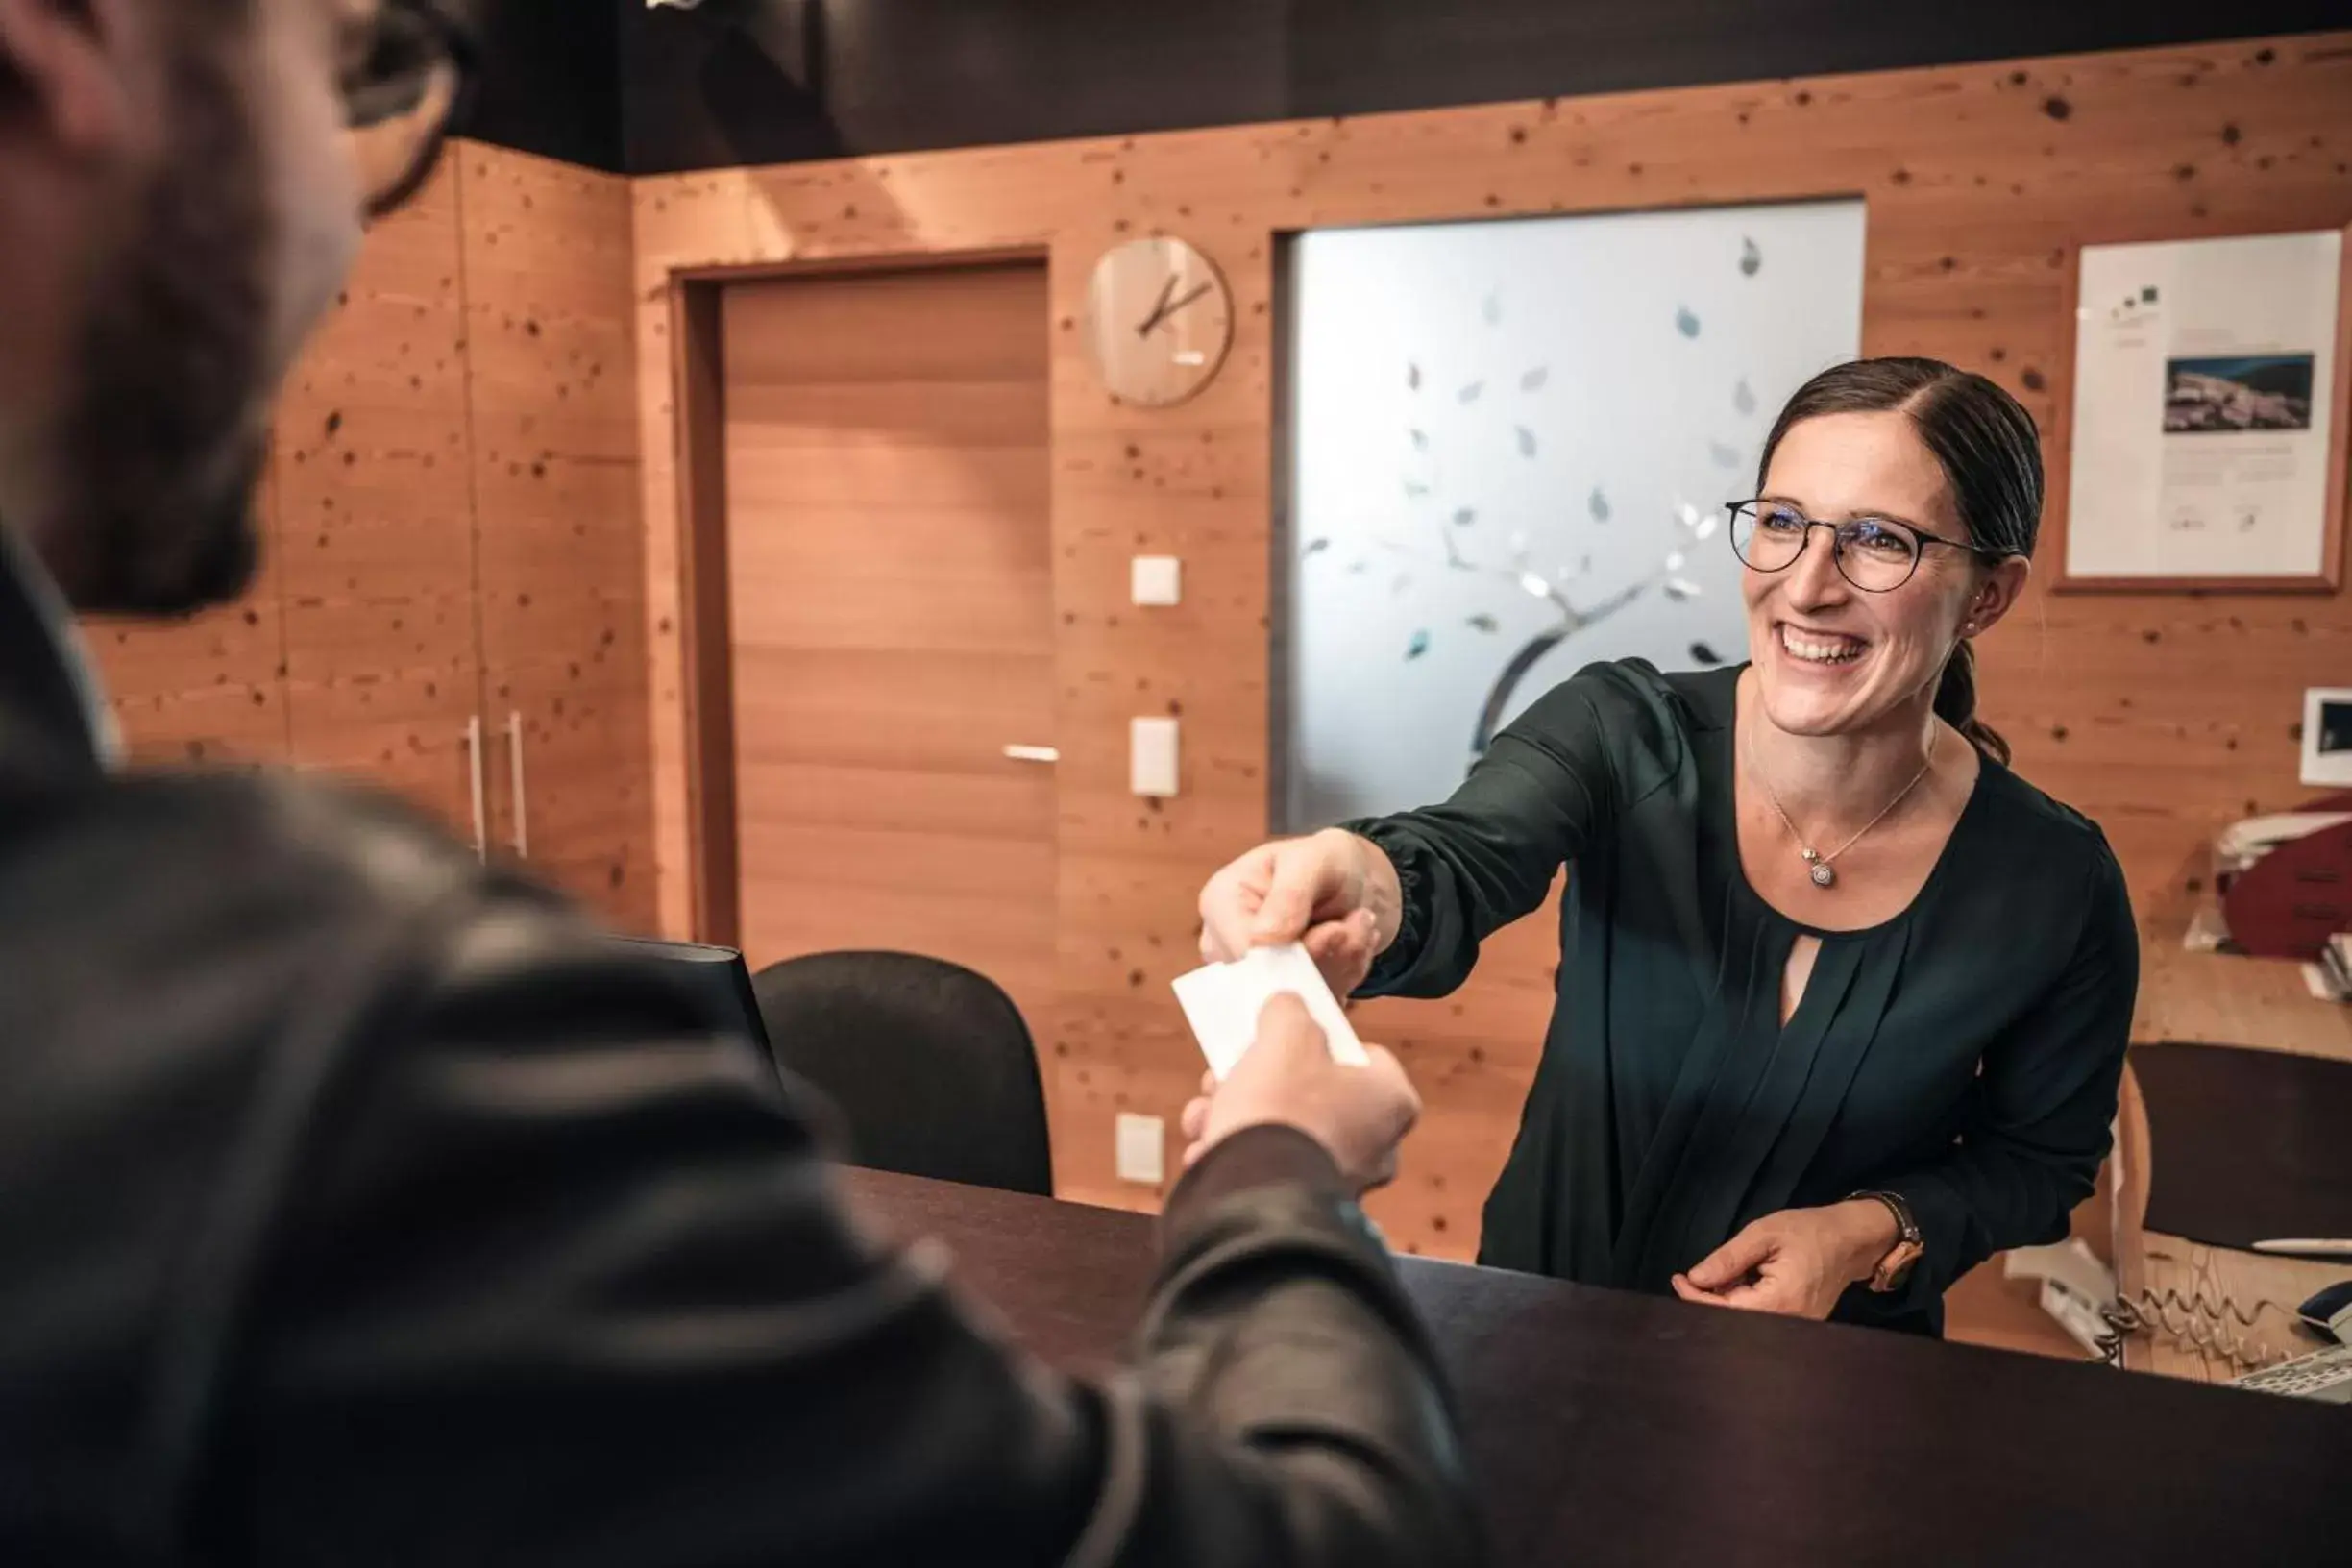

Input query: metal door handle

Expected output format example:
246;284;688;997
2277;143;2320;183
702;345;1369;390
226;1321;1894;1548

1002;745;1060;764
507;711;528;859
466;715;487;862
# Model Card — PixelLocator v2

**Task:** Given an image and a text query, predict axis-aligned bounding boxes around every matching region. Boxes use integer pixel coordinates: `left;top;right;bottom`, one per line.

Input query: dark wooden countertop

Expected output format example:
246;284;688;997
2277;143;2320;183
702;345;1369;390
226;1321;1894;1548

846;1166;2350;1564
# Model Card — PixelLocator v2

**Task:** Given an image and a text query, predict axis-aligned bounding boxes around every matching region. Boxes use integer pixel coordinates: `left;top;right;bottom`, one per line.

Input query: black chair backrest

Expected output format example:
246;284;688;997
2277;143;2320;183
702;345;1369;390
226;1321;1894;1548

751;951;1053;1197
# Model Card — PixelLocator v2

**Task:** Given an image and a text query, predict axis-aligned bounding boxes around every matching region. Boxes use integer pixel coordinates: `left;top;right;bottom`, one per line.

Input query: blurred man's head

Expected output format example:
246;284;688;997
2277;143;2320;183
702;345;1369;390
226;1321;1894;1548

0;0;463;615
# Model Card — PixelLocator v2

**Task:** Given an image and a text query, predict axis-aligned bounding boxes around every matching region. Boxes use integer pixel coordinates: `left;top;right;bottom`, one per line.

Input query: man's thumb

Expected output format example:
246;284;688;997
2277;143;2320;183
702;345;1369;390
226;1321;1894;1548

1253;991;1324;1053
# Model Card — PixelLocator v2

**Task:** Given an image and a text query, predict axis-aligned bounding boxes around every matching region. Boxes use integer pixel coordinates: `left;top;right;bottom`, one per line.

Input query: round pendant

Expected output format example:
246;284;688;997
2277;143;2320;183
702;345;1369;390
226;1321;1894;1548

1809;862;1838;889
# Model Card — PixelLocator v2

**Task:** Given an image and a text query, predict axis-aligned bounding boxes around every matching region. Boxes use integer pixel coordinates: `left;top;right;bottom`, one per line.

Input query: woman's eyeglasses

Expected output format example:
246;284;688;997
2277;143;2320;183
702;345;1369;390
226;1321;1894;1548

1727;499;1992;594
343;1;476;219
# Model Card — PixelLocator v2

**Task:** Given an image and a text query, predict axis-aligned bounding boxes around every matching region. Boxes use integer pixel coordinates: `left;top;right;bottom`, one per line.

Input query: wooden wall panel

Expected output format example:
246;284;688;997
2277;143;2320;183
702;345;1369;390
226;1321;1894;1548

634;34;2352;1254
460;143;656;930
276;161;484;839
86;463;289;769
87;141;654;936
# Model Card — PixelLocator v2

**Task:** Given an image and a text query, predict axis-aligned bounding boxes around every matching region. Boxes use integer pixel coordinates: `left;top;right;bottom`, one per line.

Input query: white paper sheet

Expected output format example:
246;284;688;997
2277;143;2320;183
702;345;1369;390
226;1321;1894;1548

2067;230;2341;580
1170;944;1370;1080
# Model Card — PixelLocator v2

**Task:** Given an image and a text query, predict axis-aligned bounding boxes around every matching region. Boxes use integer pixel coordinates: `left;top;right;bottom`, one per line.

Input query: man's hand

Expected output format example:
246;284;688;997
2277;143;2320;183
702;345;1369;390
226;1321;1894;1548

1177;994;1420;1192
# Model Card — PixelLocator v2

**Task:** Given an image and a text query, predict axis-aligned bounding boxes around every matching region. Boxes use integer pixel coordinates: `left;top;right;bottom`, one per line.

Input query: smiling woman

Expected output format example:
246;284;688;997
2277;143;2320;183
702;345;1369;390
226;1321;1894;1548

1199;355;2141;1337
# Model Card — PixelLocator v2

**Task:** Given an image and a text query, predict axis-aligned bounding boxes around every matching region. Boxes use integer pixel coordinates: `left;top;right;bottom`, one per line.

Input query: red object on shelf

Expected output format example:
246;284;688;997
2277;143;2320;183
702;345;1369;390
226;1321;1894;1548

2220;792;2352;961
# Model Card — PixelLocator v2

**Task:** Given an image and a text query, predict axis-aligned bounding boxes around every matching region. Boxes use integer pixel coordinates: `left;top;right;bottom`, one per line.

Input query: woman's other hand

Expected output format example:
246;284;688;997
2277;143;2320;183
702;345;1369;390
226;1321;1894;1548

1197;829;1401;997
1668;1200;1900;1319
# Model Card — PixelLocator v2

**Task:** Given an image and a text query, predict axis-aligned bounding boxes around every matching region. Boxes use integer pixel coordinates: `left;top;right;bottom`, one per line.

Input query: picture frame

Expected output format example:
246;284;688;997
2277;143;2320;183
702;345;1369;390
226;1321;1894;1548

2302;688;2352;790
2046;223;2352;594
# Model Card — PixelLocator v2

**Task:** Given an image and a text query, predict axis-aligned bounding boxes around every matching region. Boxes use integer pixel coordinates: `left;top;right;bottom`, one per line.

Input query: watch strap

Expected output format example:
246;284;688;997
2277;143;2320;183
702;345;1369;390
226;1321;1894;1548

1850;1189;1923;1293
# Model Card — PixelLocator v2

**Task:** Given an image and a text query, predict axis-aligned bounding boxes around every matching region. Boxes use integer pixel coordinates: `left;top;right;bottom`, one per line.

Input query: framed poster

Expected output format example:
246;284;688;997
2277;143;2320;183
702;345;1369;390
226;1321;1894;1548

2050;225;2351;593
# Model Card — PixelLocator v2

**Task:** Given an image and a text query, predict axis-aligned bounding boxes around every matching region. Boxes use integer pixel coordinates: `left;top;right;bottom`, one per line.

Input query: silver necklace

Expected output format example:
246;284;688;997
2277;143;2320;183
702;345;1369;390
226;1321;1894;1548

1746;721;1936;890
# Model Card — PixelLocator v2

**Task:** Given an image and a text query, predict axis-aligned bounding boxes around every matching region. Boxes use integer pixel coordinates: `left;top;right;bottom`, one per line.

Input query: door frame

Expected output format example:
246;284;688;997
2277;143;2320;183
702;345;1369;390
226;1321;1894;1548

664;247;1050;947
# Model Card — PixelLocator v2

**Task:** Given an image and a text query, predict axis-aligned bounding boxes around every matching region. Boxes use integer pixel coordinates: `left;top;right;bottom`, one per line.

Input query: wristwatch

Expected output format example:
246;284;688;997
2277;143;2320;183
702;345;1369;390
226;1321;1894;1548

1850;1189;1923;1293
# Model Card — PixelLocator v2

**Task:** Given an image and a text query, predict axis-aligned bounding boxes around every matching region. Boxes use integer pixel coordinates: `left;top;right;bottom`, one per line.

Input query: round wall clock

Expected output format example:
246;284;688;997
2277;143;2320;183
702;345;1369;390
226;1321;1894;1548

1081;236;1235;408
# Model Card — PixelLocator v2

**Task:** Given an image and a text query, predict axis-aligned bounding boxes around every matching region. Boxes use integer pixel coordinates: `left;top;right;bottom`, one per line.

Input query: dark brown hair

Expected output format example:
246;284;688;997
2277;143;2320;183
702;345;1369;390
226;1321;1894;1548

1756;356;2042;765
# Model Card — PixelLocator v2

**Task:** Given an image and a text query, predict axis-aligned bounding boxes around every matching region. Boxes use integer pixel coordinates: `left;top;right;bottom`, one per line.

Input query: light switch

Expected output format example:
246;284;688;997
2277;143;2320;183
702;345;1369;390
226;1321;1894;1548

1131;555;1183;606
1131;716;1180;797
1115;1113;1165;1186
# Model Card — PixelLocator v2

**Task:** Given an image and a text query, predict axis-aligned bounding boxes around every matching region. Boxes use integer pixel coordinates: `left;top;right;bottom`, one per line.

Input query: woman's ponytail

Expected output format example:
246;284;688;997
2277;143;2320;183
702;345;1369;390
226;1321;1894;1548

1934;640;2008;766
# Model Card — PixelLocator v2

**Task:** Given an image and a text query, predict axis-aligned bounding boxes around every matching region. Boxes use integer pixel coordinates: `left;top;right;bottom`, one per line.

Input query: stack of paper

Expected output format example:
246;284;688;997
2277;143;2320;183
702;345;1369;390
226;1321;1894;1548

2321;933;2352;1002
1170;943;1369;1080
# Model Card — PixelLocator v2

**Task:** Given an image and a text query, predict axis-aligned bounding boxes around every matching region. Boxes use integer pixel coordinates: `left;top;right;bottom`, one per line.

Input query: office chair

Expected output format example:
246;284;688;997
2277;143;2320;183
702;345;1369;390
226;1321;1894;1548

751;951;1054;1197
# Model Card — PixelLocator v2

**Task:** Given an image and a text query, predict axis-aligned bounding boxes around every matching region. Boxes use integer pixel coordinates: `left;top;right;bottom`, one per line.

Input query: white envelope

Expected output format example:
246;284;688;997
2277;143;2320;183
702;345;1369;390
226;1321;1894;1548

1170;943;1370;1080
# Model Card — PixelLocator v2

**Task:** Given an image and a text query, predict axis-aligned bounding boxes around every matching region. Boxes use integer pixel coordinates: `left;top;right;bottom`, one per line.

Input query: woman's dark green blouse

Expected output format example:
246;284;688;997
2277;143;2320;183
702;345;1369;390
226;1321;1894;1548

1351;660;2138;1335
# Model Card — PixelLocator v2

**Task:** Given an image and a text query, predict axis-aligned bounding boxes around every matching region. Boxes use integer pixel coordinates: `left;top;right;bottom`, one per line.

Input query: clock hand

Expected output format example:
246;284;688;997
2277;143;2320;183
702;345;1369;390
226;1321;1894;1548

1159;281;1214;324
1136;273;1180;338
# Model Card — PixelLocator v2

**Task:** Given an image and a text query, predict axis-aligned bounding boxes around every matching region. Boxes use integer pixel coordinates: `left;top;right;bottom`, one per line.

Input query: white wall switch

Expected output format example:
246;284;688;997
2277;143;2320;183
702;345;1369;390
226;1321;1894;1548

1131;716;1180;797
1131;555;1183;606
1115;1112;1165;1185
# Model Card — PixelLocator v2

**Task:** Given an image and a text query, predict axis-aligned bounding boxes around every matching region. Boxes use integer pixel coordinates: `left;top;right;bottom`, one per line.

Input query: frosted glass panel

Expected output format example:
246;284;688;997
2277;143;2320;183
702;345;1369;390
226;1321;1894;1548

1282;200;1866;829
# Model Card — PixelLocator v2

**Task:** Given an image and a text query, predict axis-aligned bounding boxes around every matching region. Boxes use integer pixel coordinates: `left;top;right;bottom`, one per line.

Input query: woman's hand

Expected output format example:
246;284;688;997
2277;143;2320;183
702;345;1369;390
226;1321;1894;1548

1669;1200;1899;1319
1197;829;1402;997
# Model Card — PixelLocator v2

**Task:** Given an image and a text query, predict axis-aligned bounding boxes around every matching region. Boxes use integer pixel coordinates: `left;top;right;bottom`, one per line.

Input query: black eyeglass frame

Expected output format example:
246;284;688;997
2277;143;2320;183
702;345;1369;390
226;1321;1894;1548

343;0;479;219
1724;498;2000;594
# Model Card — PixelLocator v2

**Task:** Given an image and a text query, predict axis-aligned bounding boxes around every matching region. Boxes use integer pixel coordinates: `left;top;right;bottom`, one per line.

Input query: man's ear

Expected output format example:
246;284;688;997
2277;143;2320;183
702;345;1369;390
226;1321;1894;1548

0;0;142;159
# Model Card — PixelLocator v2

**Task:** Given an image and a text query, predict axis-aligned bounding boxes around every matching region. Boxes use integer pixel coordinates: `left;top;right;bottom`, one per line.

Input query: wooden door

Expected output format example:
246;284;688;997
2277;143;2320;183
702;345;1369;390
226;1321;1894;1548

721;263;1055;1025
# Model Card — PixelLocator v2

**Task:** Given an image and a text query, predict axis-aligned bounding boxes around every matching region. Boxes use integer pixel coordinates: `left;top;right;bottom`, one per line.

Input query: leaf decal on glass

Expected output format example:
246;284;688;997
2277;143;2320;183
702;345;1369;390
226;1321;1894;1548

1676;306;1702;338
1516;426;1537;458
1521;366;1549;391
1467;613;1501;633
1739;236;1762;277
1588;486;1611;523
1458;380;1484;404
1407;629;1431;659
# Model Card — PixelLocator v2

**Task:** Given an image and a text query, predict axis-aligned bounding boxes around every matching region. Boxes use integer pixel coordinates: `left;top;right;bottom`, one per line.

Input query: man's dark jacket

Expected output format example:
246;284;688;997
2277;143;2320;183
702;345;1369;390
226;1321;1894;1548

0;540;1476;1565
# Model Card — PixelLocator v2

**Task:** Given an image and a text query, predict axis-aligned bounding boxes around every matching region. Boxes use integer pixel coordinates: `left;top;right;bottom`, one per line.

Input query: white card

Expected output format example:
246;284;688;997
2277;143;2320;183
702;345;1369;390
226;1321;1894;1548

1170;943;1370;1079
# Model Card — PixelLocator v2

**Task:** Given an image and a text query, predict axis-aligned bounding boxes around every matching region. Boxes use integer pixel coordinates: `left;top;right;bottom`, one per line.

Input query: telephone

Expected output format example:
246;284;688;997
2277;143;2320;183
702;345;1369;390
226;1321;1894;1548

2252;1277;2352;1400
2003;1241;2332;1380
2229;1342;2352;1403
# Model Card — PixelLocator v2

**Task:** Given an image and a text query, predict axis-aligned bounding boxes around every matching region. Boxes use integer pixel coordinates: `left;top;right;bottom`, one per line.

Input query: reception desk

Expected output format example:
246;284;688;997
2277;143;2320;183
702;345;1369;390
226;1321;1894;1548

845;1168;2346;1563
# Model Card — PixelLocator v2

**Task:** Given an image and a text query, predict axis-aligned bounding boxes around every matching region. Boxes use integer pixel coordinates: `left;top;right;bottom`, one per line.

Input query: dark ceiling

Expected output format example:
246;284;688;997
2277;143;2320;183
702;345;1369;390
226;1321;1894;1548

456;1;2352;176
